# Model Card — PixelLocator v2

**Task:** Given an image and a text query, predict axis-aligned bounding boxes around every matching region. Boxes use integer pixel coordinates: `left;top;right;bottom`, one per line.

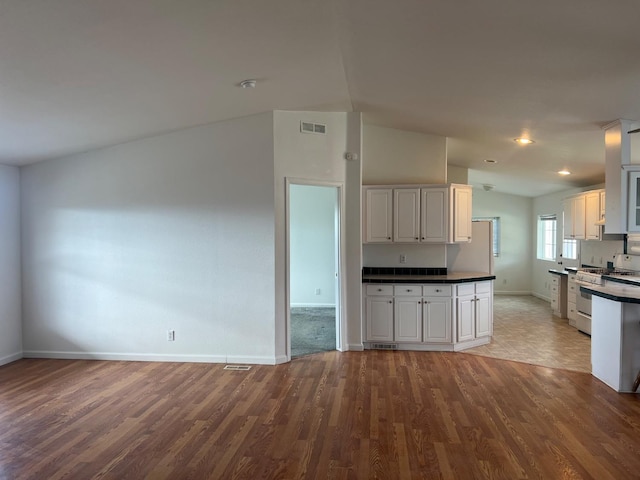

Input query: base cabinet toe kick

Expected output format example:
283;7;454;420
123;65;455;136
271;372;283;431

363;280;494;352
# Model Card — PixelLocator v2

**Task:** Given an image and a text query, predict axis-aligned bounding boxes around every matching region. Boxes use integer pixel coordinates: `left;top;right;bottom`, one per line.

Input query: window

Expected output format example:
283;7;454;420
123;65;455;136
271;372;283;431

537;214;557;261
472;217;500;257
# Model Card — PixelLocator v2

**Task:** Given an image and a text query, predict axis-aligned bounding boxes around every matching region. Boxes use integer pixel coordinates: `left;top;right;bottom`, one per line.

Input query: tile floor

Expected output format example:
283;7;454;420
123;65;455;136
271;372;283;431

464;295;591;373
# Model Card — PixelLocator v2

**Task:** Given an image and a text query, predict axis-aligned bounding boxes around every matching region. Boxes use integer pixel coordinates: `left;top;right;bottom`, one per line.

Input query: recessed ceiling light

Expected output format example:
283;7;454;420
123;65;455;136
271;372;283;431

514;138;534;145
484;159;498;164
239;79;257;88
558;170;571;175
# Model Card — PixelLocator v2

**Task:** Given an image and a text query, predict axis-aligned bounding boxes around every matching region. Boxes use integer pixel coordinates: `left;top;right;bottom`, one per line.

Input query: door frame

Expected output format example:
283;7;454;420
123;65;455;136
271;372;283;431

285;177;346;361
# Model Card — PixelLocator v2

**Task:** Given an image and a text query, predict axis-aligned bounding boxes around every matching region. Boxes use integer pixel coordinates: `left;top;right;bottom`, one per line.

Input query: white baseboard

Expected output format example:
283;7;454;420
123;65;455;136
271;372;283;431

494;290;532;295
531;292;551;302
347;343;364;351
21;350;285;364
0;351;22;366
290;303;336;308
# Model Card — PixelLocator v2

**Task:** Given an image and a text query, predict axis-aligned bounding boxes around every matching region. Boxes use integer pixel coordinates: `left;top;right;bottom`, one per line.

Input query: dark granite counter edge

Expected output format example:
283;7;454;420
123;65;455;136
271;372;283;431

580;285;640;304
601;275;640;287
548;269;568;276
363;275;496;284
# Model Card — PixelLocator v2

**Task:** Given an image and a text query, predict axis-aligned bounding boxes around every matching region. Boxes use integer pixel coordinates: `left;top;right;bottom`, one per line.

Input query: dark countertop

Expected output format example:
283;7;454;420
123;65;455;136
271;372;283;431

580;283;640;304
548;269;568;276
363;271;496;284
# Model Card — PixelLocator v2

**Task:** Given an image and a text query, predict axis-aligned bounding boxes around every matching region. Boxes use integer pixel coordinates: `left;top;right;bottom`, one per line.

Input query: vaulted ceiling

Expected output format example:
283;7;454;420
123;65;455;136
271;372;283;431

2;0;640;196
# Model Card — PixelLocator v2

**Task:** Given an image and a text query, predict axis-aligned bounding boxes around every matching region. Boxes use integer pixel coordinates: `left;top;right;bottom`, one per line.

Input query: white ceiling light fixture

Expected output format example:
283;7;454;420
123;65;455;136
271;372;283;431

558;170;571;175
484;159;498;164
514;138;534;145
239;79;257;89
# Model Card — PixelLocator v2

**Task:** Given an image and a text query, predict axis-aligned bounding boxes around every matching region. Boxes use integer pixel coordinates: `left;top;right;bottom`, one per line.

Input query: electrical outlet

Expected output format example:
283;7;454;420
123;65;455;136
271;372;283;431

167;330;175;341
315;288;321;295
400;254;407;264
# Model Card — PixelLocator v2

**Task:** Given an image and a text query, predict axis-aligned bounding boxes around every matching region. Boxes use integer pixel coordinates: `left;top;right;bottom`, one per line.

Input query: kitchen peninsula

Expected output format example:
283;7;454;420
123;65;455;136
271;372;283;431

362;267;496;352
580;277;640;393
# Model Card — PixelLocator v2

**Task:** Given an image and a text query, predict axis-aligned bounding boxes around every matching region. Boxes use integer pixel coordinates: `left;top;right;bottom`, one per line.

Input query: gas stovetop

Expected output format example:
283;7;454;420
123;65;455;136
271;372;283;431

575;268;639;285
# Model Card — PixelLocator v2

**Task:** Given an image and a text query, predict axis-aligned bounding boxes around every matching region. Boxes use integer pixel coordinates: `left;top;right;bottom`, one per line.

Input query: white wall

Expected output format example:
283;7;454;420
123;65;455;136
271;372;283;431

274;111;362;354
21;113;278;364
472;189;533;294
362;125;447;185
0;165;22;365
289;185;336;307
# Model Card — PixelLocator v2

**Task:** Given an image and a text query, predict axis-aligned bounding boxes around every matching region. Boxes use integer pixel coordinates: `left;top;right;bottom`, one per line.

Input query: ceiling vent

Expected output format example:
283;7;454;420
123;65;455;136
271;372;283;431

300;121;326;135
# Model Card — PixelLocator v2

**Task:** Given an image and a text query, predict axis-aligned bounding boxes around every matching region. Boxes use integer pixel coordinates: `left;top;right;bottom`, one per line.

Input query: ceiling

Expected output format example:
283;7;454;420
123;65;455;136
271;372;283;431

2;0;640;197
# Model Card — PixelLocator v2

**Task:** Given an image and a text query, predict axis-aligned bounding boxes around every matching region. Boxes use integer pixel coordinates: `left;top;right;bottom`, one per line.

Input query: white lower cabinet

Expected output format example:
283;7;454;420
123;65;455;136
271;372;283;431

423;297;452;343
456;282;493;342
394;297;422;342
364;281;492;349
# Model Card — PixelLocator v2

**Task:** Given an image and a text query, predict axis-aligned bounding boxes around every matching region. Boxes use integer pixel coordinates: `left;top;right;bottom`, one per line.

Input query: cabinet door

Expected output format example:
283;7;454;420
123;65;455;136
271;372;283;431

452;186;472;242
366;297;394;341
585;191;601;240
628;172;640;232
394;297;422;342
423;297;452;343
365;189;393;243
421;188;447;243
394;189;420;243
563;197;574;239
475;293;492;338
456;295;475;342
573;194;586;240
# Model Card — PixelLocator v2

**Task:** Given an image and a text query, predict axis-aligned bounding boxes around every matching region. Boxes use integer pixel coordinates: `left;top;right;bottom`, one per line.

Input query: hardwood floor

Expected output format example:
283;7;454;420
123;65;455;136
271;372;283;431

2;351;640;479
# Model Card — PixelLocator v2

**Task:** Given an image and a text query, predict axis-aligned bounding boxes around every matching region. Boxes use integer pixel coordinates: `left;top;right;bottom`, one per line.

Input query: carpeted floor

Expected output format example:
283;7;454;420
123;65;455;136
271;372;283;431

291;307;336;358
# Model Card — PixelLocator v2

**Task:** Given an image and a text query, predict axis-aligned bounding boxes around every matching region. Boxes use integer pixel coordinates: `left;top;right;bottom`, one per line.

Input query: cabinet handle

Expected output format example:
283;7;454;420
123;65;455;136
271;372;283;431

435;289;441;292
407;289;412;292
415;237;419;240
378;288;383;292
387;237;391;240
388;300;392;304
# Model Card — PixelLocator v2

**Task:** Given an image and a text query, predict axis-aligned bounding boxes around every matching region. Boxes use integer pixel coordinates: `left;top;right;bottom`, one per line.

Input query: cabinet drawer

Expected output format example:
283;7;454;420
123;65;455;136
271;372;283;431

551;297;559;310
550;276;559;286
394;285;422;296
475;281;492;294
366;285;394;296
456;284;475;296
568;291;577;303
550;285;558;295
423;285;452;296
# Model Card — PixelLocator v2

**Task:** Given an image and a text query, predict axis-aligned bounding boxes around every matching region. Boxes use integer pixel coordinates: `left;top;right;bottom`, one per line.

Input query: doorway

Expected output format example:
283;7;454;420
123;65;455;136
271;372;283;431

287;181;342;358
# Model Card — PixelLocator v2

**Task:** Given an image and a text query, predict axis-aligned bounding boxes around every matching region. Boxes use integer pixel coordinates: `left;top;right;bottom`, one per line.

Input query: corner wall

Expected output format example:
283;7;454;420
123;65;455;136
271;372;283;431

0;165;21;365
21;113;278;364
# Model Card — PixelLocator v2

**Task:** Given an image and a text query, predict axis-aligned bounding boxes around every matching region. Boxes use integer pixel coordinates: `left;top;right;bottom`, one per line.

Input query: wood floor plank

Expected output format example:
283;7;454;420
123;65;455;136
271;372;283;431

2;347;640;479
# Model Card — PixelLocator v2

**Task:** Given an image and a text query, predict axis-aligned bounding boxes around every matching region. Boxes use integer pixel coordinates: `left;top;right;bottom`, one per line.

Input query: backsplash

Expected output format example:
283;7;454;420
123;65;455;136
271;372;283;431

362;267;447;276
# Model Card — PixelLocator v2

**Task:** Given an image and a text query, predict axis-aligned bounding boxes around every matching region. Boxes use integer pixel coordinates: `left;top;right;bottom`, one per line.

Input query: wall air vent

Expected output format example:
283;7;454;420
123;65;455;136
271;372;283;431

300;121;327;135
371;343;398;350
223;365;252;371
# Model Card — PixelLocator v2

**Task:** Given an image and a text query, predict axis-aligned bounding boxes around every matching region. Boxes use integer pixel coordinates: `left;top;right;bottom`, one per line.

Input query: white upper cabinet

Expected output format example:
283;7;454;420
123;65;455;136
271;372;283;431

585;190;602;240
365;189;393;243
363;184;472;244
394;188;420;242
451;185;472;243
421;187;448;243
628;172;640;232
563;194;586;240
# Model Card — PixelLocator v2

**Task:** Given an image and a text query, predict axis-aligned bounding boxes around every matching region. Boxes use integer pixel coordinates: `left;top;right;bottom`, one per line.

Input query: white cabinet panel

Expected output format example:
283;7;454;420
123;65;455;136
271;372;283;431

452;185;472;242
475;293;492;338
457;296;475;342
394;189;420;242
423;298;452;343
394;297;422;342
365;189;393;243
585;190;602;240
421;188;447;243
366;297;394;341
